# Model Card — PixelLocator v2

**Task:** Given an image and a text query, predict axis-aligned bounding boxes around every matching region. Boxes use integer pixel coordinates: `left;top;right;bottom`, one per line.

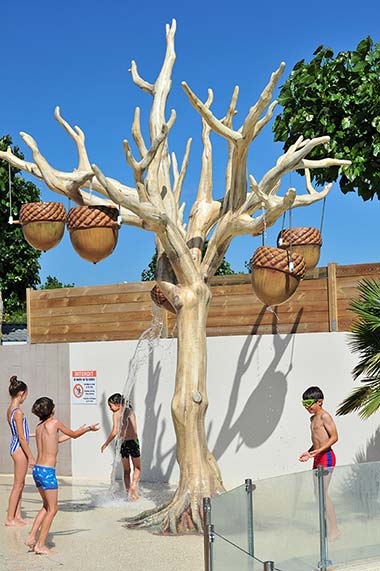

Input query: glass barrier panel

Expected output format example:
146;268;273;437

213;531;258;571
253;469;320;571
211;484;250;553
324;461;380;568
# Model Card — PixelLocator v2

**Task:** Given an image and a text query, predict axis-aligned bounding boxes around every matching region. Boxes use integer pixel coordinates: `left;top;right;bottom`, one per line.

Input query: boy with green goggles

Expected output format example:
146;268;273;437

298;386;340;540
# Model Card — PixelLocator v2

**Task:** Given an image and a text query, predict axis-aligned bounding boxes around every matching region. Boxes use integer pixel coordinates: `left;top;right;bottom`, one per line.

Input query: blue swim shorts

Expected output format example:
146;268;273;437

32;465;58;490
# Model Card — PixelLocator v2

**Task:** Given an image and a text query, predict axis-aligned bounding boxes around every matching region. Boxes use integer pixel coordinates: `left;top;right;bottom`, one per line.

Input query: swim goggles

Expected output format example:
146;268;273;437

302;398;316;407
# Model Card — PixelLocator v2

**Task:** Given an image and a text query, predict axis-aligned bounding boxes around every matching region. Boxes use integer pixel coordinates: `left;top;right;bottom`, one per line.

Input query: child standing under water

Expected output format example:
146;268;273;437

299;386;340;540
101;393;141;500
25;397;100;555
5;375;35;526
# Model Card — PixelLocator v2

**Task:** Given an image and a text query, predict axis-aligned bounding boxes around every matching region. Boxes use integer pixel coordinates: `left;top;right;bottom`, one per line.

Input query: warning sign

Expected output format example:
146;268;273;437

71;370;97;405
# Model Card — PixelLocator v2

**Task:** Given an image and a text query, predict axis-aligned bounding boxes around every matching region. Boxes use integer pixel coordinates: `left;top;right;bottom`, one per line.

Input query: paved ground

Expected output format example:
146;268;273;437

2;474;380;571
0;475;203;571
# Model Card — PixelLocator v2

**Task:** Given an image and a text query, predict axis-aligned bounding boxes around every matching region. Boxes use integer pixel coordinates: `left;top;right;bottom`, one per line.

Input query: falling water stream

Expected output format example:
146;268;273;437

101;301;176;504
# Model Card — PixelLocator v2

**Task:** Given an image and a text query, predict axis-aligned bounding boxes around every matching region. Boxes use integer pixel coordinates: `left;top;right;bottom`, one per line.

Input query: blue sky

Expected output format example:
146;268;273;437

1;0;379;286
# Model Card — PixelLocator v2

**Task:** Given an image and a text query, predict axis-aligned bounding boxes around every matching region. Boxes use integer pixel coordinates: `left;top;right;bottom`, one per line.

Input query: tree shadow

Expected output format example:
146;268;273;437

211;308;302;460
58;499;96;512
354;426;380;463
141;350;177;482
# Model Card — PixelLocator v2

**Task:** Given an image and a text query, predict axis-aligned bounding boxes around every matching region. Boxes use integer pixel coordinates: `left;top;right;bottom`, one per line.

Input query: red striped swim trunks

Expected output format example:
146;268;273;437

313;448;336;470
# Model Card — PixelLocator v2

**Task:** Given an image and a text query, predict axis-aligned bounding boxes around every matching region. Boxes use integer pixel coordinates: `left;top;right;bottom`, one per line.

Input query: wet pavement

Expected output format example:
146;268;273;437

0;475;203;571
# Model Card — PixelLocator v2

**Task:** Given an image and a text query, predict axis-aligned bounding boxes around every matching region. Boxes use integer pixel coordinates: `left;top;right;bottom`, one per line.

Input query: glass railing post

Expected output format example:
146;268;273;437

316;466;332;571
203;496;212;526
263;562;274;570
245;478;255;558
203;497;213;571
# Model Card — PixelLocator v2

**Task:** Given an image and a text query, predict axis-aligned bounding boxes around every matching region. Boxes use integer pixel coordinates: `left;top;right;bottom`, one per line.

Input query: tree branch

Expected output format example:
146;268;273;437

182;82;241;142
132;107;148;158
54;106;91;172
0;146;43;180
258;136;351;196
20;131;92;202
173;138;192;203
129;60;155;95
91;163;163;231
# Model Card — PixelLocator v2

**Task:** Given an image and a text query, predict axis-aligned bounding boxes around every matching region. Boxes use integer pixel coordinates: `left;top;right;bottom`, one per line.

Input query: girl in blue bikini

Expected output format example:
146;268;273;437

5;375;35;526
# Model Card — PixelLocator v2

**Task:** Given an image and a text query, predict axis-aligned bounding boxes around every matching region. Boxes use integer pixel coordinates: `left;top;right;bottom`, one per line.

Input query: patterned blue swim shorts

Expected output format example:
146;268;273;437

32;465;58;490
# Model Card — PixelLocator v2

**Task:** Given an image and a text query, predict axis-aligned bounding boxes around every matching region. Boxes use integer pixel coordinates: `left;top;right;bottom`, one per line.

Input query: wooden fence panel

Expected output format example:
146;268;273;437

27;263;380;343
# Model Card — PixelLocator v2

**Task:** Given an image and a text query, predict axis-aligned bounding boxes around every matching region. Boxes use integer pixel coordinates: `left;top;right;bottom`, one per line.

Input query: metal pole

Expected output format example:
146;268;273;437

316;466;332;571
204;524;214;571
203;498;213;571
203;496;212;527
263;562;274;571
245;478;255;558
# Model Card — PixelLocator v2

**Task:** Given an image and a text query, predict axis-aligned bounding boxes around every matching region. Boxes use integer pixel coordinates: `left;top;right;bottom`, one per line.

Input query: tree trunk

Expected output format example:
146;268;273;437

127;282;225;533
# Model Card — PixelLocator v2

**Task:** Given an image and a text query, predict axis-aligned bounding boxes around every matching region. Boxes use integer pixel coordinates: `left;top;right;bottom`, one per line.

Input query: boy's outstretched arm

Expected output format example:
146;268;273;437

59;425;88;443
101;412;119;453
56;420;100;439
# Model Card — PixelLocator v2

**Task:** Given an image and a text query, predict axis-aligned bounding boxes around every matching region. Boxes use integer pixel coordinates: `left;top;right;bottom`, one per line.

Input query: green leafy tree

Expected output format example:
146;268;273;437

141;243;236;281
337;279;380;418
273;37;380;200
0;135;41;321
40;275;74;289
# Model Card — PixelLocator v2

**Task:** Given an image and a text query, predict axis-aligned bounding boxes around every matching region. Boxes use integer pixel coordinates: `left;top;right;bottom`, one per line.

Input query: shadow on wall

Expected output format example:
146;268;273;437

211;308;303;459
123;307;303;483
141;351;176;482
98;347;178;484
354;426;380;463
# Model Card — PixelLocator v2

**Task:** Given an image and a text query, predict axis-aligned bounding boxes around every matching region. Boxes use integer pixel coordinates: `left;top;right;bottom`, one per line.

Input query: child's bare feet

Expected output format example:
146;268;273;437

15;517;28;525
25;536;36;549
4;519;25;527
328;528;341;541
34;544;53;555
128;486;140;501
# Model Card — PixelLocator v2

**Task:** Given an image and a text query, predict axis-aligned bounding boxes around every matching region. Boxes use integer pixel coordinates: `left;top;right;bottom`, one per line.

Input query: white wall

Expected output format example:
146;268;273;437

0;344;72;476
69;332;380;487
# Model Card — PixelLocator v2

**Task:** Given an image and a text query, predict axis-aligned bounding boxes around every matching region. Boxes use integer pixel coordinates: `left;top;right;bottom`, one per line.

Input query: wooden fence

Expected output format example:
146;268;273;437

27;262;380;344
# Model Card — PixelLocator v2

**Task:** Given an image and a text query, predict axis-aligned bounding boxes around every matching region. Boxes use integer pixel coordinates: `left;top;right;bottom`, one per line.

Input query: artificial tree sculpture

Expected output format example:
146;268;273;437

0;20;350;533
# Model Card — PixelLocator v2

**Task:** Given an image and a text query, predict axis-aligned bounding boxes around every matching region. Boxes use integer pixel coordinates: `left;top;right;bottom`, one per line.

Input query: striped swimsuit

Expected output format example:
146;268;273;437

313;448;336;470
9;408;30;455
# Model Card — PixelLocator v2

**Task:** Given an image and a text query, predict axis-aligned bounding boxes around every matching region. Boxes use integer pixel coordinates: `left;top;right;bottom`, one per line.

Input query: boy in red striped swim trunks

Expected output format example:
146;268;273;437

299;386;340;540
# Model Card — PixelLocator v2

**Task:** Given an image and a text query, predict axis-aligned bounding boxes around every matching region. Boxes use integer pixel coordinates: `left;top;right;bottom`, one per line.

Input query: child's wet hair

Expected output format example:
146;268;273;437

9;375;28;397
108;393;124;406
302;386;324;401
32;397;55;421
108;393;133;410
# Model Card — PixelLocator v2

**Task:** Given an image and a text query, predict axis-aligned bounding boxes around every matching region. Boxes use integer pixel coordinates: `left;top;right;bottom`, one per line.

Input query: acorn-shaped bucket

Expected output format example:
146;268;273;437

277;227;322;271
150;285;176;314
67;205;119;264
251;246;306;306
19;202;66;251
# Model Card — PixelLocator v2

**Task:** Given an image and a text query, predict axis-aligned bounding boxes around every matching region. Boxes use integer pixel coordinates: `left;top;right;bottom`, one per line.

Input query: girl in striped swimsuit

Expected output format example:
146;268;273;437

5;375;35;526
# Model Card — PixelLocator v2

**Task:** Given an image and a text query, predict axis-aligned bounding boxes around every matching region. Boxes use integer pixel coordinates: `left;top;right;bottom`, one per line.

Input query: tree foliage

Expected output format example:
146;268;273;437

0;135;41;319
40;275;74;289
337;279;380;418
141;243;236;281
273;37;380;201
